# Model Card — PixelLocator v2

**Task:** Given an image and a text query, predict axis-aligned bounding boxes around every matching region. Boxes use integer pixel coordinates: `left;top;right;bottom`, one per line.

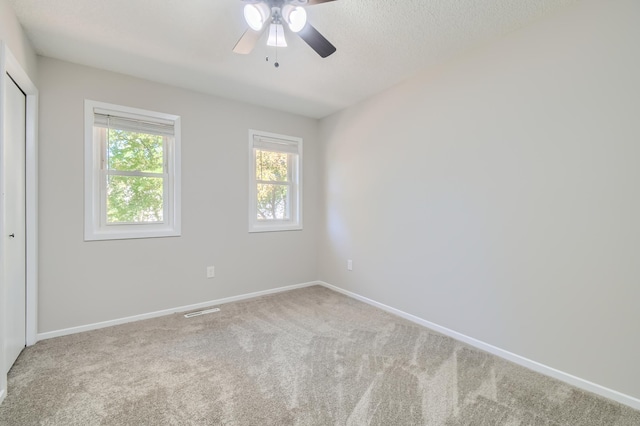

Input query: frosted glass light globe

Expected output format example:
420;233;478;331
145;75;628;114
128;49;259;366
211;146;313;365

244;4;270;31
283;5;307;33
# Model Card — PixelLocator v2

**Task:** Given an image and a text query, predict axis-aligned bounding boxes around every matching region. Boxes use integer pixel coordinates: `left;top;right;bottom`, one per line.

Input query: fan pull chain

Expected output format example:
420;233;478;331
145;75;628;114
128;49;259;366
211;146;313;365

274;28;280;68
265;44;280;68
265;47;280;68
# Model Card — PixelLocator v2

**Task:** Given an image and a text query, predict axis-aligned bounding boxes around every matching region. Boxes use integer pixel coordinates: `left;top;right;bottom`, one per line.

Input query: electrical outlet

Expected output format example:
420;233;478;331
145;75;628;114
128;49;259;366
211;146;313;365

206;266;215;278
347;259;353;271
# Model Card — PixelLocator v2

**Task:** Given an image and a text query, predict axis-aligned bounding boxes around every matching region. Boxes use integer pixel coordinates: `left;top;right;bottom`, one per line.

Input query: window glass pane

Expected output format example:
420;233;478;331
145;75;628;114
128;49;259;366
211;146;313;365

256;150;289;182
106;175;164;223
107;129;165;173
257;183;290;220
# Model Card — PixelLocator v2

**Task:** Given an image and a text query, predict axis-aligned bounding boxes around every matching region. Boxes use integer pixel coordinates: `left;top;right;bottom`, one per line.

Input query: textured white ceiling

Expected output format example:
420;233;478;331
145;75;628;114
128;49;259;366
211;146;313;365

9;0;578;118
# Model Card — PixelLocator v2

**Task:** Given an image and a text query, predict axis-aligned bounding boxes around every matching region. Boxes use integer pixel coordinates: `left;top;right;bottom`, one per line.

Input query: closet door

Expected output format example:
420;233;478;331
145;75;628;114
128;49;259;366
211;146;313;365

4;73;27;372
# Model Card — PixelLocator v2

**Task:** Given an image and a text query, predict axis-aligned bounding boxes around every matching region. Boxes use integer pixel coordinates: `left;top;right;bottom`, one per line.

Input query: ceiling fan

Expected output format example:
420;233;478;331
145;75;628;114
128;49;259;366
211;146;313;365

233;0;337;59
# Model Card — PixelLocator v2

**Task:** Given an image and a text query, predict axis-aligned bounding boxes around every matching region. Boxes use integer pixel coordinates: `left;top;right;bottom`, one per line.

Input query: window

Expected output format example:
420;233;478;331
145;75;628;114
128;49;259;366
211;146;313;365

249;130;302;232
84;100;181;241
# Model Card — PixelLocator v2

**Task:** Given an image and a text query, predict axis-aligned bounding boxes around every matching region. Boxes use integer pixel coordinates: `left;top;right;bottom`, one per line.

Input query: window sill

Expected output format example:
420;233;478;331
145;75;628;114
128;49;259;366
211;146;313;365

249;223;303;233
84;226;181;241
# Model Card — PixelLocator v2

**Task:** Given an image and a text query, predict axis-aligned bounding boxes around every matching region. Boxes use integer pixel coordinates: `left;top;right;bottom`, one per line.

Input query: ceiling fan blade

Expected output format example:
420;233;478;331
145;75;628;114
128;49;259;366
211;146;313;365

233;28;264;54
307;0;337;5
297;23;336;58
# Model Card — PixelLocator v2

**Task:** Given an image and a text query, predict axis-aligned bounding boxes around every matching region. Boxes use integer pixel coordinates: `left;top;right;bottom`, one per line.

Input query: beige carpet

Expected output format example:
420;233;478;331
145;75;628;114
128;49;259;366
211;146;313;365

0;285;638;425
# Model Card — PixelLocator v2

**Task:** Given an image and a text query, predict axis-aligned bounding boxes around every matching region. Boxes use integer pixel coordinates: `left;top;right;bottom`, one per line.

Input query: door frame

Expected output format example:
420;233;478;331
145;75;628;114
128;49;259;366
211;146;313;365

0;42;38;404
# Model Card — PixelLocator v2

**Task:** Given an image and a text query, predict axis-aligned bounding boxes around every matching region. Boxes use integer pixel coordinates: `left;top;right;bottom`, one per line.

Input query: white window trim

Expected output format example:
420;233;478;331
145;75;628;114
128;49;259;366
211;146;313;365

248;129;303;233
84;100;181;241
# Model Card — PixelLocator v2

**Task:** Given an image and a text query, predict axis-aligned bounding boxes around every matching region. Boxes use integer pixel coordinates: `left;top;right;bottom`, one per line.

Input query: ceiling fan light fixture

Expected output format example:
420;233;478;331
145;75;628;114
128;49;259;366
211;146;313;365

243;3;270;31
282;5;307;33
267;23;287;47
233;0;336;59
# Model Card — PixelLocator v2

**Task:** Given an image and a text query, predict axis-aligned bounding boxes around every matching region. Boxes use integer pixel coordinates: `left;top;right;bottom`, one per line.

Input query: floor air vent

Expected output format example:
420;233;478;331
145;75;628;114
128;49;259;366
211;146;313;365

184;308;220;318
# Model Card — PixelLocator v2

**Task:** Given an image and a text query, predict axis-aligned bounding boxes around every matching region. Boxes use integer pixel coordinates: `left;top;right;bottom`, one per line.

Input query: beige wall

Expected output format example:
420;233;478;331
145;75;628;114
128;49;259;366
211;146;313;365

319;0;640;400
37;57;319;333
0;0;37;80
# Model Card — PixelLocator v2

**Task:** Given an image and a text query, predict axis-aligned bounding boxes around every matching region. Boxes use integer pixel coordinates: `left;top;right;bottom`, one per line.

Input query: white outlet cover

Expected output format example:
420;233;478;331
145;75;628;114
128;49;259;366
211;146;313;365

207;266;215;278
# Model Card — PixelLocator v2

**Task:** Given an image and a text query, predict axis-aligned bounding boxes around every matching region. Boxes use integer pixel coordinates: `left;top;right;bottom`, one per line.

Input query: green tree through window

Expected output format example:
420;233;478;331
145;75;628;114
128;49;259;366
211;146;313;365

105;129;165;223
256;150;290;220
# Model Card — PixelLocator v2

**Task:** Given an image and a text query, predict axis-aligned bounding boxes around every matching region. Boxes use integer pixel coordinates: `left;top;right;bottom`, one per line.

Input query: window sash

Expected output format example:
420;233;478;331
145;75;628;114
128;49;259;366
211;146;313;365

100;171;169;226
256;181;292;221
96;129;171;227
104;170;167;178
254;148;293;184
98;126;169;174
253;149;297;222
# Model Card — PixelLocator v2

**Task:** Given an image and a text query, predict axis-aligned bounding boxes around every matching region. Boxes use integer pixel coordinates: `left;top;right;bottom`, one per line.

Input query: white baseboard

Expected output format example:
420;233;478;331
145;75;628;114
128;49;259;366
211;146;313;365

0;387;5;405
36;281;319;341
317;281;640;411
32;279;640;411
